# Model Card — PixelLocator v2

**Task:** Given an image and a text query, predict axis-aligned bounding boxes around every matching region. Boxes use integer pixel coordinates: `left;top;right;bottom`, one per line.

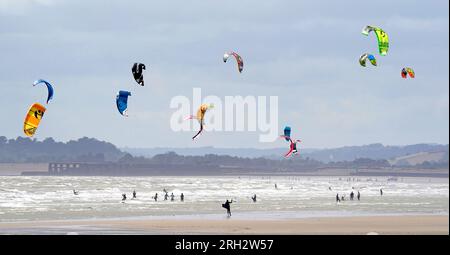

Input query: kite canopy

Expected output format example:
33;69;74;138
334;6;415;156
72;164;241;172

195;103;214;123
23;103;46;137
116;90;131;116
223;52;244;73
359;53;377;67
362;26;389;56
132;63;146;86
401;67;415;78
283;126;292;142
32;79;54;104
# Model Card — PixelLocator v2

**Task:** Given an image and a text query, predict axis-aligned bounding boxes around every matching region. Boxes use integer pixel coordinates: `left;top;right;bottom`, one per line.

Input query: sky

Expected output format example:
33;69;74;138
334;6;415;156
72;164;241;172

0;0;448;149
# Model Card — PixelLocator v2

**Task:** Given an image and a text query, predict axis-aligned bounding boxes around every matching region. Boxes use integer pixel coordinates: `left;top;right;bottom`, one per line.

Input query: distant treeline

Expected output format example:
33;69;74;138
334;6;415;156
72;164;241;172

0;136;448;170
118;151;449;170
0;136;124;163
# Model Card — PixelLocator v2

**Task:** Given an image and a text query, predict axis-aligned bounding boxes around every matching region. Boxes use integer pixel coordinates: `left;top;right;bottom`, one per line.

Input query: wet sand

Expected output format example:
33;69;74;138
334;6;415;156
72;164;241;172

0;215;447;235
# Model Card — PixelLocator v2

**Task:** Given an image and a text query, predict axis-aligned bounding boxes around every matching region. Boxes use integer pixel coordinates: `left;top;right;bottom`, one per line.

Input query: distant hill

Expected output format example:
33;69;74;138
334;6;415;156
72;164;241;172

303;143;449;163
1;135;448;166
389;151;449;166
121;146;319;159
123;143;449;164
0;136;124;163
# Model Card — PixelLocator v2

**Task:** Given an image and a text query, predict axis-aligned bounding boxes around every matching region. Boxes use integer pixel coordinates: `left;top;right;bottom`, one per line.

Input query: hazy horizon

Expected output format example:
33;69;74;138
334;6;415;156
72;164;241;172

1;0;448;149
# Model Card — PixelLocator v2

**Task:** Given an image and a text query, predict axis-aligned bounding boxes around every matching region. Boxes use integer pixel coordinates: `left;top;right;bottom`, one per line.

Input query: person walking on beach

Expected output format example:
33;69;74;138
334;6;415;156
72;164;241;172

251;194;257;202
336;193;340;203
357;191;360;201
170;193;175;201
222;199;233;217
180;193;184;202
132;190;137;199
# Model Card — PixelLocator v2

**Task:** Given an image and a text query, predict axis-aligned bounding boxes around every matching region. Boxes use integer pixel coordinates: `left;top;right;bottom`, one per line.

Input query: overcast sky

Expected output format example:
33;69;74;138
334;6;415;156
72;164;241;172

0;0;448;149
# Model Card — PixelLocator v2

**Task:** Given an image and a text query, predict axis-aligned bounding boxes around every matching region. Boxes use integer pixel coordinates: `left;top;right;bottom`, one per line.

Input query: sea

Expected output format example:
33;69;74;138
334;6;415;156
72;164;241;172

0;175;448;223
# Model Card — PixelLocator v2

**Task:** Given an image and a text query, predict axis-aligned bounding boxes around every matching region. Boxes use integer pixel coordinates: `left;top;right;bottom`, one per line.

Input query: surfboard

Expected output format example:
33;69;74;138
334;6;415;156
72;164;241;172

23;103;46;137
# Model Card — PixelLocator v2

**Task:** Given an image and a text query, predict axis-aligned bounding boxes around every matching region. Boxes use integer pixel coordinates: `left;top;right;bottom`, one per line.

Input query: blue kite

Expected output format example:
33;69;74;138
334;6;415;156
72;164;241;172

116;90;131;116
32;79;54;104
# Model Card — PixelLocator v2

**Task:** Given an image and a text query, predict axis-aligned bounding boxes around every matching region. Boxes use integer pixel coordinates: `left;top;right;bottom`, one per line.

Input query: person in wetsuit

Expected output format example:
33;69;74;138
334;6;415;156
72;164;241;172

170;193;175;201
357;191;360;201
133;190;137;199
222;199;233;217
180;193;184;202
336;193;340;203
153;193;158;202
251;194;257;202
122;193;127;201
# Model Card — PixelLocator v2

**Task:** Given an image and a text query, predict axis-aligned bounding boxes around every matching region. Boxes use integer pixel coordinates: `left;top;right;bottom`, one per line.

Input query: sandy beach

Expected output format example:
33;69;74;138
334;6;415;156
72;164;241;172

0;215;447;235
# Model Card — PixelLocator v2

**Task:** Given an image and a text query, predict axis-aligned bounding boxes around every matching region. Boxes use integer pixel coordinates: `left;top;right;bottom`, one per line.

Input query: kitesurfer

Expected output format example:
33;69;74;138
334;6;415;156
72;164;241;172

222;199;233;217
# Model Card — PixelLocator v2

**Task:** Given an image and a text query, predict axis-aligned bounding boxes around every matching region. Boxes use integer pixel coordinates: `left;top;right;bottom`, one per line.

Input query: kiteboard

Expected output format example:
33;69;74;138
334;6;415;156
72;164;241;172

23;103;46;137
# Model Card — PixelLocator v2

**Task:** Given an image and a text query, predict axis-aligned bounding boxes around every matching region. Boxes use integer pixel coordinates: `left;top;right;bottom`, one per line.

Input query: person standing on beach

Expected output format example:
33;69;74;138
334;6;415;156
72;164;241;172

357;191;360;201
222;199;233;217
180;193;184;202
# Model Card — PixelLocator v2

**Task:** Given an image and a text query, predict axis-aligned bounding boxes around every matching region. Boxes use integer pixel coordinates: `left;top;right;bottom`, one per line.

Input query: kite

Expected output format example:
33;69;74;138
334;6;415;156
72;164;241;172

132;63;146;86
283;126;292;142
23;103;46;137
280;126;301;158
116;90;131;116
32;79;54;104
401;67;415;78
186;103;214;140
223;52;244;73
359;53;377;67
362;26;389;56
